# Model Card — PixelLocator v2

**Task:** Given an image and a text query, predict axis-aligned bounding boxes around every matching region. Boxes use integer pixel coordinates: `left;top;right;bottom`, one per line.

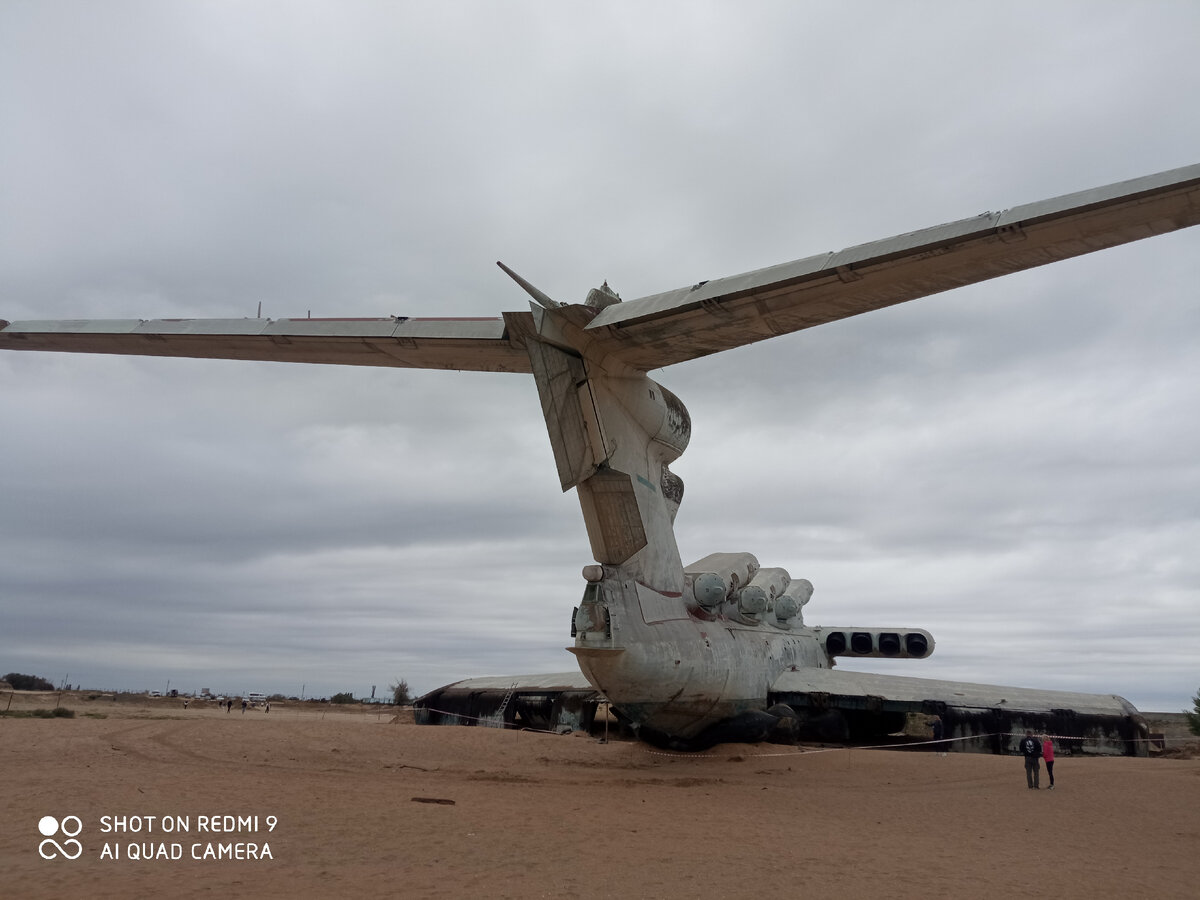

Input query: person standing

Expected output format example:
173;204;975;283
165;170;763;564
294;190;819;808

1019;730;1042;789
1042;734;1055;790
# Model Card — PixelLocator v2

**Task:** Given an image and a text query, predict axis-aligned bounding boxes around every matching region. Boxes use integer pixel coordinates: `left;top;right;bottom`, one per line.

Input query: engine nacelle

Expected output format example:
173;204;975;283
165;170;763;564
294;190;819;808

684;555;813;626
776;578;812;625
684;552;760;609
737;584;768;617
817;627;934;660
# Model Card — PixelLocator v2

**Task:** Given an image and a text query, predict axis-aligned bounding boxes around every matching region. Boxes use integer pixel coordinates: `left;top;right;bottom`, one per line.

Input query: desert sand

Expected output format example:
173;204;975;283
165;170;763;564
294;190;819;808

2;692;1197;899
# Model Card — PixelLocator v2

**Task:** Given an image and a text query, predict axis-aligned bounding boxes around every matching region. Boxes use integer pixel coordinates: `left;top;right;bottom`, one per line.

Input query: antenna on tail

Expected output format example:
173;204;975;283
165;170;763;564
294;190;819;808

497;261;561;310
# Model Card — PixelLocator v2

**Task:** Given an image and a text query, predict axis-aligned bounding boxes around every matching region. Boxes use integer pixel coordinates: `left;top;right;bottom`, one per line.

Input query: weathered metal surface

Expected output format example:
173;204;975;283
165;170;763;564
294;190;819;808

525;339;598;490
0;316;531;373
585;163;1200;369
413;672;601;734
770;667;1136;716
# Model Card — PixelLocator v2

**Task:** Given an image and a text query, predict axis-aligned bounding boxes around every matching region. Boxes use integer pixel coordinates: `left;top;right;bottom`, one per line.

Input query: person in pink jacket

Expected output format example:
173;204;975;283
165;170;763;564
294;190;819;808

1042;735;1055;790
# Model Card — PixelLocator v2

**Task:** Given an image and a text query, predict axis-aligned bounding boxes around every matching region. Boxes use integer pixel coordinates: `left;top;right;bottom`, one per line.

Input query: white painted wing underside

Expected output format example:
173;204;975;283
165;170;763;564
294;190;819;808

2;163;1198;372
0;315;534;373
586;162;1200;369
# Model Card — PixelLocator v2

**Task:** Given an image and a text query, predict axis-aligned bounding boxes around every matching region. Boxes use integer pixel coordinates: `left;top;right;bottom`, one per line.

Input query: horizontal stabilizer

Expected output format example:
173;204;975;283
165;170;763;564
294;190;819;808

0;315;534;374
586;163;1200;370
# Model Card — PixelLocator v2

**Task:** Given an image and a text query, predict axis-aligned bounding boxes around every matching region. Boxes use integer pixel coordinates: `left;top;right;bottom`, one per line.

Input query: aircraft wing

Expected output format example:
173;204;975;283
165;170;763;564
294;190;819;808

417;671;597;695
771;666;1137;718
413;671;602;732
0;315;534;374
3;164;1197;374
587;163;1200;370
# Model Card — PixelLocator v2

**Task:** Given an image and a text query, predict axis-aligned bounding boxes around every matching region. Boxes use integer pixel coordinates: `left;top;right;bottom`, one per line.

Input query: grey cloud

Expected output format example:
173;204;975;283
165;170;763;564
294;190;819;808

2;2;1199;708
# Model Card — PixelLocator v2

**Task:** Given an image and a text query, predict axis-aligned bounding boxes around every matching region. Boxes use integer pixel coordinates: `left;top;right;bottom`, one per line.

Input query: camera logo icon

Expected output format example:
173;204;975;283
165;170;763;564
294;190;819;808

38;815;83;860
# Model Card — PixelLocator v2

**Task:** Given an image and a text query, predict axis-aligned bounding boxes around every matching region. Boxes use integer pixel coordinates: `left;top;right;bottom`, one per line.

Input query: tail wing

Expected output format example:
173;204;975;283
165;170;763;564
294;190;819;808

0;315;534;374
586;163;1200;370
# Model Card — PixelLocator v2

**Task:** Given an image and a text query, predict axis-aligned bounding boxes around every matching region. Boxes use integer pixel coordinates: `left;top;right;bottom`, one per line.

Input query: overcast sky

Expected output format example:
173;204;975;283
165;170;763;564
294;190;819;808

2;2;1198;711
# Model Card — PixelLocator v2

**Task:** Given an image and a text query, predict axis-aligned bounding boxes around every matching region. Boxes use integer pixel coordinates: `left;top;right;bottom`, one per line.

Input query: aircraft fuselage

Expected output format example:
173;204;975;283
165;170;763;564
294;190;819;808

569;568;934;748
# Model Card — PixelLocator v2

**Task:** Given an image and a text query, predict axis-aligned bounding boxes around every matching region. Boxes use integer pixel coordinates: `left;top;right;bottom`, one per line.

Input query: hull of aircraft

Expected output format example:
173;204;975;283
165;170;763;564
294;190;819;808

416;567;1148;756
414;662;1148;757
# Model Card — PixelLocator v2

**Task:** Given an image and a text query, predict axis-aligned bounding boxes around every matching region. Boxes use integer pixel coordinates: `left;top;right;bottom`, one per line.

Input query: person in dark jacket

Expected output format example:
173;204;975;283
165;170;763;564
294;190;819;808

1019;730;1042;789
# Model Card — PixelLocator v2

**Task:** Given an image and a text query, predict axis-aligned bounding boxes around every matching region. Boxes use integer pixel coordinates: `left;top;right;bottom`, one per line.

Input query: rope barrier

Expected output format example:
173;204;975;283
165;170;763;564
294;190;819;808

637;731;1193;760
637;734;976;760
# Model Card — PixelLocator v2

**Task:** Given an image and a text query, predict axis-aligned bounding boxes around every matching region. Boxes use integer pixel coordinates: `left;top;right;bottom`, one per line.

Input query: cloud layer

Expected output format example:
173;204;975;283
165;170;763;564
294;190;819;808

2;2;1198;710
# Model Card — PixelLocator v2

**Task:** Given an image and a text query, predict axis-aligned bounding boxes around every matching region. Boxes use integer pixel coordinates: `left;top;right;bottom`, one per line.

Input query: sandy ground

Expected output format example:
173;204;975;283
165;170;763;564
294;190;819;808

2;693;1198;899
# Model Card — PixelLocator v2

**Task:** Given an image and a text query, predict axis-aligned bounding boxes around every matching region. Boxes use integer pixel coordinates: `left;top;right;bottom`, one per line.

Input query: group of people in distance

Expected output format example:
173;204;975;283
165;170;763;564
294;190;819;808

1019;730;1055;790
931;717;1057;790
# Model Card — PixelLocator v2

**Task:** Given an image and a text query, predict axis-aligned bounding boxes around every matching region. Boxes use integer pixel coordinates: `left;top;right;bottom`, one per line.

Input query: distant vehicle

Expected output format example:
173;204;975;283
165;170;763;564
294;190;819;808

246;692;267;704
